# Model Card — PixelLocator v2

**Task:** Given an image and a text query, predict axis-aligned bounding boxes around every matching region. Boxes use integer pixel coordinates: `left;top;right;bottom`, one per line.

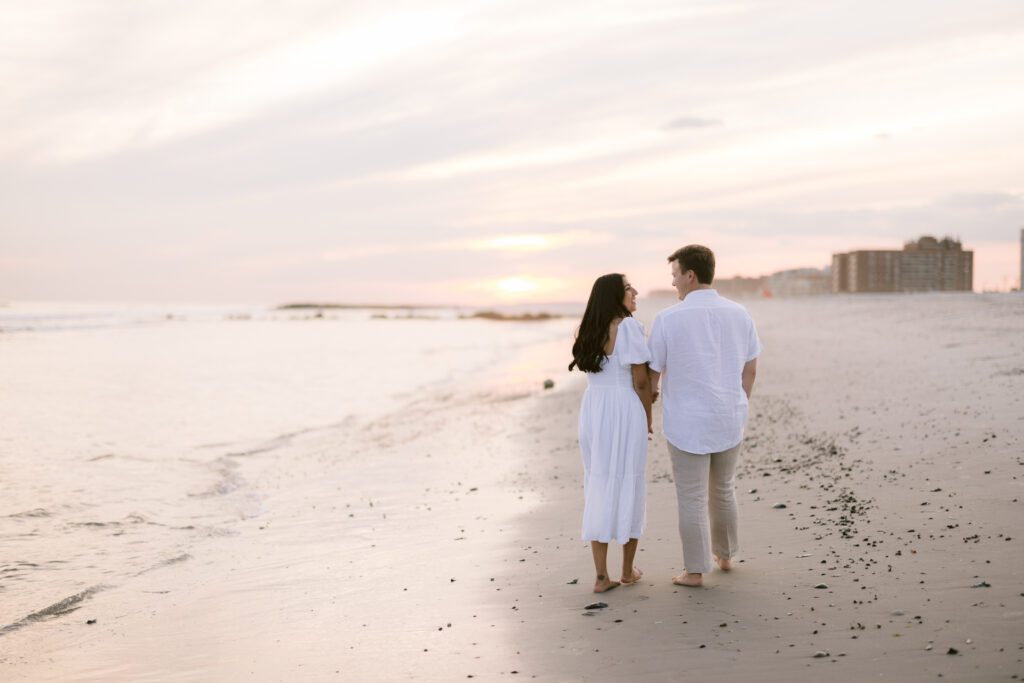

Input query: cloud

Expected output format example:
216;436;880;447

4;1;1024;301
464;230;614;252
314;230;614;264
936;191;1022;209
664;116;722;130
0;3;472;164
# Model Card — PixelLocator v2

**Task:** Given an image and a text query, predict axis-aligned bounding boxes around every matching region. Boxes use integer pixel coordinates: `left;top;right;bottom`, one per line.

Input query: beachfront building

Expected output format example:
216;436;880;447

1019;228;1023;291
765;268;832;297
654;268;830;299
710;276;766;299
832;236;973;293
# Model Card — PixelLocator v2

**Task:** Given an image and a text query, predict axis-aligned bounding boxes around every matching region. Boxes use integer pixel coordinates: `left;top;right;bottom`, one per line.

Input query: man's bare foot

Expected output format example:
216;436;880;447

671;572;703;587
714;555;732;571
621;567;643;585
594;575;620;593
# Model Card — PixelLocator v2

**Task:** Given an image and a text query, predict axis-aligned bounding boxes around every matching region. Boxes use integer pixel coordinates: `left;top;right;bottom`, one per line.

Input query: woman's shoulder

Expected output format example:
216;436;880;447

619;316;644;333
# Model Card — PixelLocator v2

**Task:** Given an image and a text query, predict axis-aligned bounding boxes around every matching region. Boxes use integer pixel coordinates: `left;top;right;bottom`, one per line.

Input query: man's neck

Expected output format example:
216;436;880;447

681;285;714;300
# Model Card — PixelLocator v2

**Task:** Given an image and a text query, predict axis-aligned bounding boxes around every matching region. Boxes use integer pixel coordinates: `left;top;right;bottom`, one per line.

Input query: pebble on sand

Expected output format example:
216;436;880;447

585;602;609;610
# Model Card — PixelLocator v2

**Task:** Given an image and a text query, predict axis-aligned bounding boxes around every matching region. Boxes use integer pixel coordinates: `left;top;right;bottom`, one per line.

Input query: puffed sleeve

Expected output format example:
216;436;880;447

617;317;652;367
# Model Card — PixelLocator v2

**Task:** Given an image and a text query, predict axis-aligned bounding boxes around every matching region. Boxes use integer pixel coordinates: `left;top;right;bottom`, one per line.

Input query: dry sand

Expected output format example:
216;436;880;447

1;293;1021;682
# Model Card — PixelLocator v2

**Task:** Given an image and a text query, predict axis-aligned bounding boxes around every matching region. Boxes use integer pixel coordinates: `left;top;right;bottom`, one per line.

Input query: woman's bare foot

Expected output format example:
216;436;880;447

671;571;703;587
621;567;643;585
593;575;620;593
714;555;732;571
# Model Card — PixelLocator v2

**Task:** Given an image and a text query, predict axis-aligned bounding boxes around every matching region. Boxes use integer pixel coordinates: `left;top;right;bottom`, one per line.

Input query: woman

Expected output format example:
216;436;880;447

570;273;653;593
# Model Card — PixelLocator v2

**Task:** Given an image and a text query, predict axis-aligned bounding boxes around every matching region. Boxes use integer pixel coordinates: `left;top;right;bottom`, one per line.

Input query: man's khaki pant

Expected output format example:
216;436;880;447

668;441;741;574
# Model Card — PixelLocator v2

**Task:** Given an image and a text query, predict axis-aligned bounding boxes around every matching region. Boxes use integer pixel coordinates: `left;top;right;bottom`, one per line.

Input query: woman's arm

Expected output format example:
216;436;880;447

741;358;757;399
631;363;653;434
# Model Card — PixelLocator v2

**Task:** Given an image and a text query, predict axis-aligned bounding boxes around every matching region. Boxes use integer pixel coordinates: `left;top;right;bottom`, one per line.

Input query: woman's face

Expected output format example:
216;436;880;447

622;276;638;313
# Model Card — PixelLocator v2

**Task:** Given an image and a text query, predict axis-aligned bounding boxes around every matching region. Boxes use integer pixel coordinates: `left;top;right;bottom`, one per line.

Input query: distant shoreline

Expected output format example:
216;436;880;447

277;303;568;321
459;311;564;321
277;302;439;310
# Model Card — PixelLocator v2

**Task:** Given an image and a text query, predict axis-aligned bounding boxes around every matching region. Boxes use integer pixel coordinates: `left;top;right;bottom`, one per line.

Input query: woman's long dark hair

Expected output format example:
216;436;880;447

569;273;631;373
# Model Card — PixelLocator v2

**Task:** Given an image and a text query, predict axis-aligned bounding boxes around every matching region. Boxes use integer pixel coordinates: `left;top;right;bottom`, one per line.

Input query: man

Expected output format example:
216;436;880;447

648;245;761;587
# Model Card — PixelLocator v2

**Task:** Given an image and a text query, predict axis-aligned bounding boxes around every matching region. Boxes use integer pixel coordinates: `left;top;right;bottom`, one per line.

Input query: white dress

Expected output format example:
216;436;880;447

578;316;650;543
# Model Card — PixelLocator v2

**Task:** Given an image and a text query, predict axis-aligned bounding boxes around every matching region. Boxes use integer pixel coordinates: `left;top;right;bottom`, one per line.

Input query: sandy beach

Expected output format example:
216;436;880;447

2;293;1022;682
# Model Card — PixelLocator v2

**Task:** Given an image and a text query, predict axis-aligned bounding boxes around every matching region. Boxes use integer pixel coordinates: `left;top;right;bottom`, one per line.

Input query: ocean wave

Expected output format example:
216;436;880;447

224;442;288;458
219;419;356;459
0;585;108;636
68;513;151;529
190;458;244;498
134;553;192;577
85;453;151;463
5;508;52;519
0;552;197;636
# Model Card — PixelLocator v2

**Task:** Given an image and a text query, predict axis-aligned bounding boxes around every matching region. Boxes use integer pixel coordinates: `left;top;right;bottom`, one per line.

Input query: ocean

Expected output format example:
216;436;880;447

0;301;580;635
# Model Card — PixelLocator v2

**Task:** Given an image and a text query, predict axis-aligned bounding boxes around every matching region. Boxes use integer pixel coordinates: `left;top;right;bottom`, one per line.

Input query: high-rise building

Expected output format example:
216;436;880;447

832;236;973;293
900;236;973;291
1019;228;1023;291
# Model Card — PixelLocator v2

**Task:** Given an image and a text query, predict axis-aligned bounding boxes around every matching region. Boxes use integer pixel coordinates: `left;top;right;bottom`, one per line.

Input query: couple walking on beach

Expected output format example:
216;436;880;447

570;244;761;593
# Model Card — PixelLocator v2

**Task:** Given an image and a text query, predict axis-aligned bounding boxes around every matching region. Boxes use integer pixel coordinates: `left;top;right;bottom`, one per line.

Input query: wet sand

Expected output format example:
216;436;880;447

2;293;1022;681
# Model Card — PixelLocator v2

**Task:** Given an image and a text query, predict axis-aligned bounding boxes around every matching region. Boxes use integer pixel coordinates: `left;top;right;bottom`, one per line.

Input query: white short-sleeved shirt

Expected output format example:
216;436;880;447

648;289;762;454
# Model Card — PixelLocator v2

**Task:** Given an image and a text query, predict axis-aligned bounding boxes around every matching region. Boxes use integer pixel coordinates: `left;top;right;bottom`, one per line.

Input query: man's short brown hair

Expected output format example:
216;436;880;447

667;245;715;285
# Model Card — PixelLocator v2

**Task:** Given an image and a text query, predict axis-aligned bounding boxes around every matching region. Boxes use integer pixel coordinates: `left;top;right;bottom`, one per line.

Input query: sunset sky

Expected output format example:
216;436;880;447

2;0;1023;305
